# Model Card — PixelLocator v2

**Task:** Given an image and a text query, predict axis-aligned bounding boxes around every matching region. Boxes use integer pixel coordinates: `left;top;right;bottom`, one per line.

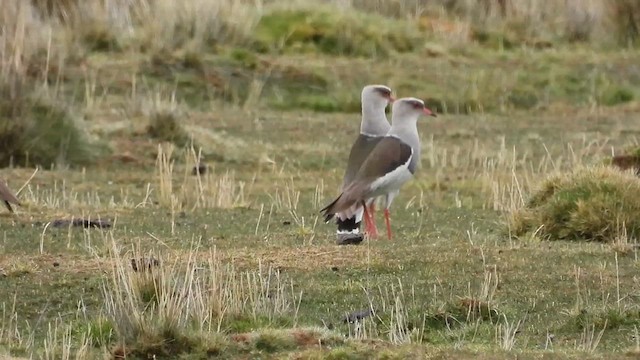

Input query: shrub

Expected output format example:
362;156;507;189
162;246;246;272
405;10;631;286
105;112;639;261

252;8;420;57
146;111;191;147
509;166;640;242
600;87;634;106
0;91;103;167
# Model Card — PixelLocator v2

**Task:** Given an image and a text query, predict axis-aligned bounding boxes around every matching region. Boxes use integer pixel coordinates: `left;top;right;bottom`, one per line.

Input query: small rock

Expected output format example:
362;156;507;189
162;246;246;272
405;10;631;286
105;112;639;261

336;235;363;245
192;163;208;175
331;266;339;272
53;261;60;267
51;219;70;228
282;220;291;226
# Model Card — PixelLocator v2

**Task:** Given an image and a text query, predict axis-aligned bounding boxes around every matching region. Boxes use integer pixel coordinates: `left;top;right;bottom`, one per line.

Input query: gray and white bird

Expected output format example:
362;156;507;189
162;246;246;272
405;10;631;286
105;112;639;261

322;97;436;240
334;85;393;244
0;180;21;213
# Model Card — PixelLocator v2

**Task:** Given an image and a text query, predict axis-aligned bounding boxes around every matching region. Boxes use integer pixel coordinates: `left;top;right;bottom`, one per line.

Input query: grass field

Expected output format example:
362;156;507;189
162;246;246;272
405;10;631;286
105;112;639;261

3;0;640;359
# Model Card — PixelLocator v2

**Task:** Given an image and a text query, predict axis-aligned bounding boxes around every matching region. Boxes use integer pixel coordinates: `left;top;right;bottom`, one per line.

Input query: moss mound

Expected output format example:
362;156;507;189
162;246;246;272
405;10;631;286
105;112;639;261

0;93;103;167
509;166;640;242
600;86;635;106
252;9;419;57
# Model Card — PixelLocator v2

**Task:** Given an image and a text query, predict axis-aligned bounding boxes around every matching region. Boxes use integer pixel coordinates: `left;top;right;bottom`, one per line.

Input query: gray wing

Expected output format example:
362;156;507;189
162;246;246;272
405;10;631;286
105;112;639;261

342;134;383;189
355;137;413;182
322;137;413;216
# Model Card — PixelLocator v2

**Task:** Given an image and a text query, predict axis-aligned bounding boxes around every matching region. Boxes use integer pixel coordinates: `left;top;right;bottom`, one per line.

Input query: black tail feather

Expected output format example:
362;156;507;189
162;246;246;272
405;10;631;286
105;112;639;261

336;216;360;233
320;194;343;223
4;200;13;213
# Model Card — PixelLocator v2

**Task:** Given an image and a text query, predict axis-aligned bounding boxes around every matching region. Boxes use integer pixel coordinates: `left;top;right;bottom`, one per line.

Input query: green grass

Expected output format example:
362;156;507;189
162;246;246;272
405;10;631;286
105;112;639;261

252;8;419;56
4;1;640;359
2;106;640;358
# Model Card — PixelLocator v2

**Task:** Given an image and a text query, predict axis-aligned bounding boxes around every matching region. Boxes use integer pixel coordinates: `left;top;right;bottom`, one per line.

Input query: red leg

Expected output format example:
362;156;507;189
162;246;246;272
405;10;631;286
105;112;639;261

363;205;378;238
363;205;372;236
384;208;392;240
368;203;379;236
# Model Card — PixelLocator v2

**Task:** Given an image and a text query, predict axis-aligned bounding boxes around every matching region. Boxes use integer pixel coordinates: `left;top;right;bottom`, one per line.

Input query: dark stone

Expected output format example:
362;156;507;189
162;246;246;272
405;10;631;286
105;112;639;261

192;163;208;175
48;218;112;229
130;257;160;272
336;234;364;245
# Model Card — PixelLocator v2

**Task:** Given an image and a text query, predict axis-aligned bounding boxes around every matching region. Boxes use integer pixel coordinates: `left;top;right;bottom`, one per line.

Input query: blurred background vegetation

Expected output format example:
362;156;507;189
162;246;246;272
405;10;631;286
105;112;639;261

4;2;640;358
2;0;640;168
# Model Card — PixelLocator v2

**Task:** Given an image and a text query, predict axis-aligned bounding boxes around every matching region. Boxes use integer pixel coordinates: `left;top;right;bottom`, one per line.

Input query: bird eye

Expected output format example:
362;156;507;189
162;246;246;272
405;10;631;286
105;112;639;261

375;87;391;97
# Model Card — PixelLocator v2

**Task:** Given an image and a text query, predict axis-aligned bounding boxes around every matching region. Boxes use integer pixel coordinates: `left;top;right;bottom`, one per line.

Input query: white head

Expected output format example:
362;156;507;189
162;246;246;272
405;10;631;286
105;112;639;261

360;85;394;135
391;97;436;123
361;85;394;108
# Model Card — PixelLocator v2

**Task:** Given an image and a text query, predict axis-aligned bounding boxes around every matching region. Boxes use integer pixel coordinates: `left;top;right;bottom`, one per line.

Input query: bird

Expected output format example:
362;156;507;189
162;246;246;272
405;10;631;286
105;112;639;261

334;84;394;244
0;179;21;213
321;97;436;240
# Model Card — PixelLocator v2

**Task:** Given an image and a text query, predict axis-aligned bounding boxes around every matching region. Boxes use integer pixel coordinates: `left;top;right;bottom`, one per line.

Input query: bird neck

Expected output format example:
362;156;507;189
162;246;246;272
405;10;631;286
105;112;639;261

360;105;390;136
388;114;419;139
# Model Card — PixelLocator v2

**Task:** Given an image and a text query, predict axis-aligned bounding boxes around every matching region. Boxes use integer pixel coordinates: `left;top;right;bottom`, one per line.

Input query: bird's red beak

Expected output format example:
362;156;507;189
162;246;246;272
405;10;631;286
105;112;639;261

388;95;396;103
423;107;437;117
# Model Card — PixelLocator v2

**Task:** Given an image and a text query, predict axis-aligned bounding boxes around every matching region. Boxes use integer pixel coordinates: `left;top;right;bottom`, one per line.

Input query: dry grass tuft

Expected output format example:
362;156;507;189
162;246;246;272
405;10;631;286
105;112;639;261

102;237;301;356
146;111;191;147
0;1;107;168
509;166;640;242
154;144;247;211
341;0;640;47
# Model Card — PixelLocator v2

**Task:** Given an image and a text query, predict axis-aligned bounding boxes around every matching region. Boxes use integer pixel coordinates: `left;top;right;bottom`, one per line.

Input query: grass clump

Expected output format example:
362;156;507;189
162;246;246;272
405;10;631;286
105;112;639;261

600;86;634;106
73;317;114;347
509;166;640;242
0;93;102;167
252;8;420;57
80;24;121;52
146;111;191;147
570;307;640;331
120;328;228;359
102;241;301;356
253;330;298;353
